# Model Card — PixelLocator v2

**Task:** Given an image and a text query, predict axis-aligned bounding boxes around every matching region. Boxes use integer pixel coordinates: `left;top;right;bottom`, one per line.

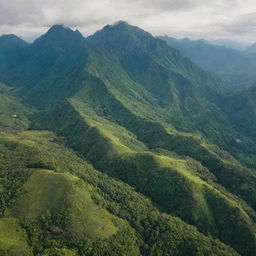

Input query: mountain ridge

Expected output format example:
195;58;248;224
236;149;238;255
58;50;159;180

0;34;28;51
160;35;256;92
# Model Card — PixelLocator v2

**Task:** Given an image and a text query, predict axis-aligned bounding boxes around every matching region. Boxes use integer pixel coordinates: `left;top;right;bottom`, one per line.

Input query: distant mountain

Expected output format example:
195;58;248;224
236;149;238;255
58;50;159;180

0;22;256;256
245;43;256;54
159;36;256;91
224;85;256;143
0;34;28;53
0;25;87;100
158;36;245;73
210;39;249;51
0;34;28;71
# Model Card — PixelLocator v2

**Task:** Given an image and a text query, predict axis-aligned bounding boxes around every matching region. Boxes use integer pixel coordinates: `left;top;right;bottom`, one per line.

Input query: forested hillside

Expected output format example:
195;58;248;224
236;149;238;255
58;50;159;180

160;36;256;92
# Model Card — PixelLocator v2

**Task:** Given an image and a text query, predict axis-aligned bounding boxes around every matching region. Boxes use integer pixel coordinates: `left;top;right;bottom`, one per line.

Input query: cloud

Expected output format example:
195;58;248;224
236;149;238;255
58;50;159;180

0;0;256;43
220;12;256;34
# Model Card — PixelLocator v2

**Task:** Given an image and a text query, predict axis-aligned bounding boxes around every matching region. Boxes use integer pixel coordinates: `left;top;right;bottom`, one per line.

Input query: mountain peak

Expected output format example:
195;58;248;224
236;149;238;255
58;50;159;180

0;34;28;54
0;34;28;47
33;24;85;47
1;34;21;40
106;20;146;34
113;20;129;26
111;20;130;28
89;20;154;48
46;24;83;38
245;42;256;54
48;24;65;30
102;20;130;30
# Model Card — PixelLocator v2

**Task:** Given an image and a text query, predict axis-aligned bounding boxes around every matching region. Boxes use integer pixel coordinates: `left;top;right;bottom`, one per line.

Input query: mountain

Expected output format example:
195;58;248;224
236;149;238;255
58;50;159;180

0;34;28;75
0;34;28;53
245;43;256;54
158;36;244;73
0;83;32;131
159;36;256;91
210;39;249;51
223;85;256;156
0;22;256;256
0;25;86;96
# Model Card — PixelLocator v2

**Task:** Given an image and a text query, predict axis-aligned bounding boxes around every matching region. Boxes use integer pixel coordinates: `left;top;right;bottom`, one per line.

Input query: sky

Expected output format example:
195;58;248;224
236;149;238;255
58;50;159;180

0;0;256;45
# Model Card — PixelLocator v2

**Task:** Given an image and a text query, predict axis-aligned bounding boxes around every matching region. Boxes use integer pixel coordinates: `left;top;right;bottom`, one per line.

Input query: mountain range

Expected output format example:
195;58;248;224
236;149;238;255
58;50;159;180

159;36;256;92
0;22;256;256
209;39;249;51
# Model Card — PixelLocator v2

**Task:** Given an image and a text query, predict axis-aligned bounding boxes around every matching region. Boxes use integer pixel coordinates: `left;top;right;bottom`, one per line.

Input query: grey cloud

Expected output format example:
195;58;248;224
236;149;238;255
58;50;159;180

221;13;256;34
0;0;256;43
0;0;206;27
137;0;204;11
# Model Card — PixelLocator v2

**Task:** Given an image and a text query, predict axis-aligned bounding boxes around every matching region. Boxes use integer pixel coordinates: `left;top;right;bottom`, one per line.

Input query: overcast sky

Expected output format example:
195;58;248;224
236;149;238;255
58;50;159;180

0;0;256;44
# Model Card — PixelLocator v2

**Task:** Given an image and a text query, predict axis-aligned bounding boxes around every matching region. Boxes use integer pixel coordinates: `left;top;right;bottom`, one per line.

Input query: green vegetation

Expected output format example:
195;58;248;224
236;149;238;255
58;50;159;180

0;22;256;256
0;130;239;256
34;99;256;255
160;35;256;92
39;248;77;256
0;83;32;131
0;218;32;256
13;169;120;239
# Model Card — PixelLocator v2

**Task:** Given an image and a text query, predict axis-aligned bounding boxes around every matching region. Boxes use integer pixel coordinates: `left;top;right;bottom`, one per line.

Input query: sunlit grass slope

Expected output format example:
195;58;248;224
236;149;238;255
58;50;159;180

12;169;119;239
0;128;239;256
0;218;32;256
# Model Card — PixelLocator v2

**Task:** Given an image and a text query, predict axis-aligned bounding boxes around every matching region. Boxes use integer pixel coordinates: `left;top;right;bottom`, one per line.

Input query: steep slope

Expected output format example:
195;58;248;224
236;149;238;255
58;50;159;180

0;83;33;131
160;36;256;91
222;85;256;167
0;25;87;107
86;24;224;142
0;35;28;78
85;22;256;165
223;85;256;140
